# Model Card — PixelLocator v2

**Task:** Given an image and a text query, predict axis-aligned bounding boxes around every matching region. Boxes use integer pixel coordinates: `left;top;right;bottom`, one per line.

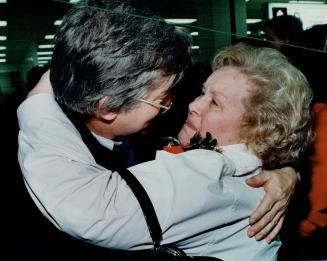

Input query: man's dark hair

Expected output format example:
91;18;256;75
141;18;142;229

50;0;191;114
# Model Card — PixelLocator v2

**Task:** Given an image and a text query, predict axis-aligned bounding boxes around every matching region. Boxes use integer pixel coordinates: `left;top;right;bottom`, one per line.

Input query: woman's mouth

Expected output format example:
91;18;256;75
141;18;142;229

185;120;198;132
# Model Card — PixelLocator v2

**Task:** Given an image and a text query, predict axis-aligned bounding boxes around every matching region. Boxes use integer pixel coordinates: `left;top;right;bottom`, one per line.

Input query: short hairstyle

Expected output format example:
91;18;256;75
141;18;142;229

50;0;191;114
264;15;303;41
212;43;313;169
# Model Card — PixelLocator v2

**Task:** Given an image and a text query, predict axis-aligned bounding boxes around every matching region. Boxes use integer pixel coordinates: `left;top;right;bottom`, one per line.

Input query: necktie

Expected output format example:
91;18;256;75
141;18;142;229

113;141;136;168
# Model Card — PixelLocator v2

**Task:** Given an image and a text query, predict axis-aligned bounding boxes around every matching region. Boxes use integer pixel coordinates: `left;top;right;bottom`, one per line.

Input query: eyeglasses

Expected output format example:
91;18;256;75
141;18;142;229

137;93;173;115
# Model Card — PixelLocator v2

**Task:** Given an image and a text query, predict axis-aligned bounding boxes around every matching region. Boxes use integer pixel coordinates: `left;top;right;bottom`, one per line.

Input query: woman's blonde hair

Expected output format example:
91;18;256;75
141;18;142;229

212;43;313;169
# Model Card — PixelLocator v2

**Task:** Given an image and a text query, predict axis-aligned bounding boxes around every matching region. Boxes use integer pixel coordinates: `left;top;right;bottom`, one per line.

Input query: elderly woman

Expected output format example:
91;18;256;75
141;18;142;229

17;44;312;260
178;43;312;169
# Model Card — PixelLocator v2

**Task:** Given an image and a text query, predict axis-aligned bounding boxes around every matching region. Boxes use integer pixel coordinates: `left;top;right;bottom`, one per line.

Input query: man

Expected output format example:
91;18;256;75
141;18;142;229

18;0;298;258
263;14;303;50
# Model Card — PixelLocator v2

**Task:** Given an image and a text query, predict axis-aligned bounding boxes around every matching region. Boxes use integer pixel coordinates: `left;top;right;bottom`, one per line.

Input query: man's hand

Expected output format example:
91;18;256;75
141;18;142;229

246;167;299;243
27;70;53;98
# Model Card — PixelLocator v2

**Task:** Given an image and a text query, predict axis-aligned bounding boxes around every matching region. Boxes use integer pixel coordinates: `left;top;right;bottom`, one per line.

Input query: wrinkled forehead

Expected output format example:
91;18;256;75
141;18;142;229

205;66;246;85
205;66;252;99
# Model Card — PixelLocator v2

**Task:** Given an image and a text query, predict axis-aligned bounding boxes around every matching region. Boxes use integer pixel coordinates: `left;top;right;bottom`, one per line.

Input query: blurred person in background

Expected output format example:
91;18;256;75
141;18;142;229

263;14;303;51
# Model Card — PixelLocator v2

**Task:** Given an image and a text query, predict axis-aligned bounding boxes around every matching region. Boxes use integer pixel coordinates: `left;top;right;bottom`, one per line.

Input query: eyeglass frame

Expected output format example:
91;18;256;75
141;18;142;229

137;92;174;115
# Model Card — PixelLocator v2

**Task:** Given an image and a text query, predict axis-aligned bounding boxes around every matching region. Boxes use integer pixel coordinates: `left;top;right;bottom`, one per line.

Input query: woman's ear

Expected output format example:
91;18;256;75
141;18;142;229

97;96;118;121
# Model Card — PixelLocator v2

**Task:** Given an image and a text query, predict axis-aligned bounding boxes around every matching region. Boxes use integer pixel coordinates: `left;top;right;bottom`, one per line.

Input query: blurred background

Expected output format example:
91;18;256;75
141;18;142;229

0;0;326;95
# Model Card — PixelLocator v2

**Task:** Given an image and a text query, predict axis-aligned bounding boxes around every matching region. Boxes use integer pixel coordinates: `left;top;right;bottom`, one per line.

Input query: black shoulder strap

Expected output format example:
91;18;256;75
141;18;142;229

60;104;163;248
116;168;163;248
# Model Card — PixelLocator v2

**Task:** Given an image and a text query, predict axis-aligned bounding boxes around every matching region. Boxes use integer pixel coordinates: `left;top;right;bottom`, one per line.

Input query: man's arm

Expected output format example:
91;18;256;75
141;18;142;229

18;93;253;251
246;168;299;243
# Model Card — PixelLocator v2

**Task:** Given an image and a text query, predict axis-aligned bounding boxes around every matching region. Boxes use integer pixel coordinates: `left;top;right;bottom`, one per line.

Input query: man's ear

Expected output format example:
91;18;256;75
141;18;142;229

97;96;118;121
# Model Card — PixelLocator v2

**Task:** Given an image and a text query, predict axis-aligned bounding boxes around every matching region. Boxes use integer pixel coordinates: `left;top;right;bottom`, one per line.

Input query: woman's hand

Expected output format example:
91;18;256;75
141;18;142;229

246;167;299;243
27;70;53;98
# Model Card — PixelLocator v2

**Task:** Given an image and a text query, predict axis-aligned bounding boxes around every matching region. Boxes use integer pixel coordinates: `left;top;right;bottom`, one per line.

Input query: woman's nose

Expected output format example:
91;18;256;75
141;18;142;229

188;95;205;115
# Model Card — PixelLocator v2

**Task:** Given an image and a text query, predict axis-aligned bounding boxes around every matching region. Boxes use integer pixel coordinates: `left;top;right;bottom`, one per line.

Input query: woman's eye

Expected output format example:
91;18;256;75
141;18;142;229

212;100;223;110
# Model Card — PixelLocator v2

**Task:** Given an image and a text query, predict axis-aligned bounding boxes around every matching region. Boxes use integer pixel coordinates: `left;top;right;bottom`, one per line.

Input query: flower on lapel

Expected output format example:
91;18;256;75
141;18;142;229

184;131;223;153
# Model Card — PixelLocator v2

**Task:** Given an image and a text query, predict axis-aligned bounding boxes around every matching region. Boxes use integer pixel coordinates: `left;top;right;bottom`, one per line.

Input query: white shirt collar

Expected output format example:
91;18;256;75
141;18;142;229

91;132;122;150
